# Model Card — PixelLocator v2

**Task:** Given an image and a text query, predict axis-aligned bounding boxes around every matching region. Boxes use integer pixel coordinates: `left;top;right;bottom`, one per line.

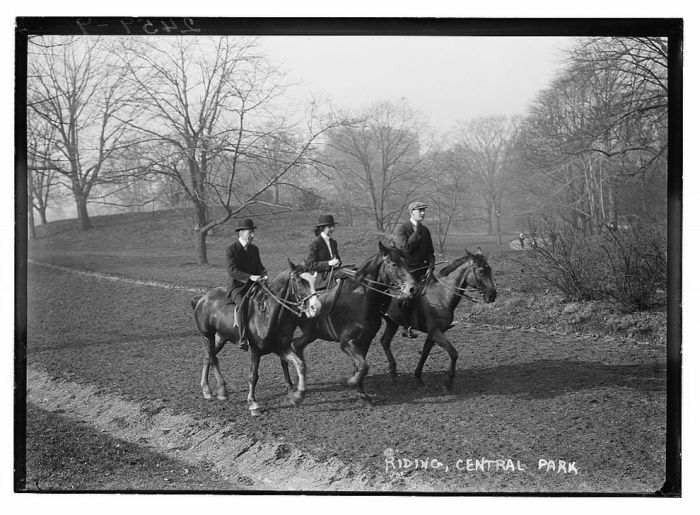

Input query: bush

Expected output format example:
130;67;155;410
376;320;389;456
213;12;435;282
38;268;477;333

519;218;666;311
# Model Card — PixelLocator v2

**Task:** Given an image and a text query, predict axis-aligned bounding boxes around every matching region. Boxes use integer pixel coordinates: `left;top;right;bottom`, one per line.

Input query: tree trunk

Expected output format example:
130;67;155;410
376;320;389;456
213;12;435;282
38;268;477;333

193;199;209;265
195;228;209;265
75;195;93;231
28;174;36;239
28;204;36;240
38;208;48;225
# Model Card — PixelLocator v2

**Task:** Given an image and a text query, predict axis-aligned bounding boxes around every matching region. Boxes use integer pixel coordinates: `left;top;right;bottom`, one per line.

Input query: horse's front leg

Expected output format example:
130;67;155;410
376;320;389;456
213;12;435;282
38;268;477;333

247;350;262;416
380;320;400;379
281;349;307;406
431;329;458;390
414;336;436;386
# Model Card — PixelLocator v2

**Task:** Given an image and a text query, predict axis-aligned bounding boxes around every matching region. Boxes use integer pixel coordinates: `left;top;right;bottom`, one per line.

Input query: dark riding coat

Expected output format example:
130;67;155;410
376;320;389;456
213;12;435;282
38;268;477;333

305;235;342;280
396;221;435;277
226;240;267;304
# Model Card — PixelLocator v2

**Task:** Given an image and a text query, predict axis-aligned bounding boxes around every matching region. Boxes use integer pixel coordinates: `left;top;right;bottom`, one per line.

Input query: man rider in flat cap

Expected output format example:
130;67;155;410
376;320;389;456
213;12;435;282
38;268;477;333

395;201;435;337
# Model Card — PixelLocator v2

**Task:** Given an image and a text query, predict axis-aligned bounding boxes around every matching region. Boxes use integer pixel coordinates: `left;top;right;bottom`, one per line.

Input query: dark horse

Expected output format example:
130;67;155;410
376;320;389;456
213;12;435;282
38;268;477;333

191;260;322;416
283;241;417;405
379;249;497;389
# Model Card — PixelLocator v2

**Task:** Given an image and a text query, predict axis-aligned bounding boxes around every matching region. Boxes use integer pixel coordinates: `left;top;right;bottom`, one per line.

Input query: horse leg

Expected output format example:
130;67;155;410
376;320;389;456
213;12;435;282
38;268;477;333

280;358;295;391
199;335;214;400
341;339;373;407
281;349;307;406
380;320;400;379
414;336;436;386
209;347;229;401
431;329;459;390
247;351;263;416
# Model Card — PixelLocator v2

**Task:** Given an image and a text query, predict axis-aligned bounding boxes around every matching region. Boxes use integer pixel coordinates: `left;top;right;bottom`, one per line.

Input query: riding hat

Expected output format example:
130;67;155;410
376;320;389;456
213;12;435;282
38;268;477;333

315;214;338;227
408;201;428;212
234;218;257;232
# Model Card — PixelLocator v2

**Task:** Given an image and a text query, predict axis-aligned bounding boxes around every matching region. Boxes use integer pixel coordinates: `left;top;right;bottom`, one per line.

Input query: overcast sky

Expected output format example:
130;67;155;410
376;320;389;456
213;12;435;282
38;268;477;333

260;36;575;133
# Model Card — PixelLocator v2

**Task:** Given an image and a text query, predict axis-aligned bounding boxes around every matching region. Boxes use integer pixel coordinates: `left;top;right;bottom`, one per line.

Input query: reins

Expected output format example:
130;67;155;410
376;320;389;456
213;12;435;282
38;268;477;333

341;262;406;299
255;274;318;318
432;260;489;303
433;274;480;303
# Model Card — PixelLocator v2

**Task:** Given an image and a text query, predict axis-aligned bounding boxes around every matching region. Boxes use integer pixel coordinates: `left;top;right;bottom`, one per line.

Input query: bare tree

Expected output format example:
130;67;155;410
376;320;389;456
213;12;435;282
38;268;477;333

514;37;668;233
453;116;519;235
27;36;141;230
121;37;341;264
322;101;430;232
27;115;62;234
426;148;473;253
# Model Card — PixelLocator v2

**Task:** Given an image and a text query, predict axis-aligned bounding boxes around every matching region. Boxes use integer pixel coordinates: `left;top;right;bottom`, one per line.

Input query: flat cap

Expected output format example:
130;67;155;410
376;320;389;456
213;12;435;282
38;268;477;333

408;201;428;212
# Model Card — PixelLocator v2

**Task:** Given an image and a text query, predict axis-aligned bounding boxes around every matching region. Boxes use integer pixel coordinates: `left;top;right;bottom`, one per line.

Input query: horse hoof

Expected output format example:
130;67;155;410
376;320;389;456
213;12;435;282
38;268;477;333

287;391;304;407
202;391;212;400
250;409;263;417
360;396;374;408
345;377;358;387
217;393;228;401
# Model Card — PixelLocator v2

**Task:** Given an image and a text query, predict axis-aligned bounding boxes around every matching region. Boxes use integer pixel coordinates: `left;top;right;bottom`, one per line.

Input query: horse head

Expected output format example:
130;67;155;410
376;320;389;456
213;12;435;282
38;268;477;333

377;241;416;299
287;259;322;318
463;248;497;303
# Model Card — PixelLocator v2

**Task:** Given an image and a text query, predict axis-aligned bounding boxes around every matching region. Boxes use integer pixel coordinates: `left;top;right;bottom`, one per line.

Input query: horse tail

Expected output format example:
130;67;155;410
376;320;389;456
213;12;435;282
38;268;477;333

190;295;203;310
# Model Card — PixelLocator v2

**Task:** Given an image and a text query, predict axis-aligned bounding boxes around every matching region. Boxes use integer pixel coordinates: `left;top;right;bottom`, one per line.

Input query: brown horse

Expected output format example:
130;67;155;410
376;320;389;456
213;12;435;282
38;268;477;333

379;249;497;389
191;260;321;416
284;241;417;405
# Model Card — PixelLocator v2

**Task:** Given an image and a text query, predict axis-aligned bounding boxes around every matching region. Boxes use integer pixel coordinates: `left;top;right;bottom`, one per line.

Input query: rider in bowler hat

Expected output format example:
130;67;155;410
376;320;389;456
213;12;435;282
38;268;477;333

305;214;342;287
219;218;267;351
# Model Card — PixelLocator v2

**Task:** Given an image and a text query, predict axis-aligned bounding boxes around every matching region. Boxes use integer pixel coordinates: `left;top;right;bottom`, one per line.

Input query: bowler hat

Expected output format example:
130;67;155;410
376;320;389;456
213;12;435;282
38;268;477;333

408;201;428;212
315;214;338;227
234;218;257;231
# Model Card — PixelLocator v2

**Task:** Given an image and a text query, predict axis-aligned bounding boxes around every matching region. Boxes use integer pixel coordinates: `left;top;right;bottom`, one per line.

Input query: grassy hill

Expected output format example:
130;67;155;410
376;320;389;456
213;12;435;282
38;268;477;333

27;209;666;343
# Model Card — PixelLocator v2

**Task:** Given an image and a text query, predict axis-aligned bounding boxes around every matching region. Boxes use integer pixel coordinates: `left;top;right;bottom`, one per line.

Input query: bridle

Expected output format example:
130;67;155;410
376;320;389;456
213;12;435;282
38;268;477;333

354;255;412;299
255;272;319;317
434;258;493;303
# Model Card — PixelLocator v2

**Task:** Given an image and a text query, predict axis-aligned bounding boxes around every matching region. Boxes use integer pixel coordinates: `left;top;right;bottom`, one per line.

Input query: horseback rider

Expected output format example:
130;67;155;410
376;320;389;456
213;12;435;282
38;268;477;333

220;218;268;352
395;201;435;337
305;214;342;289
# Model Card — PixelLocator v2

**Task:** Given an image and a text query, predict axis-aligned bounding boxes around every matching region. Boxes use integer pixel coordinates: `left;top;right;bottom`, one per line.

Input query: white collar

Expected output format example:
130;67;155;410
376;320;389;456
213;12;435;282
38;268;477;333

238;237;248;248
320;232;330;242
410;218;418;228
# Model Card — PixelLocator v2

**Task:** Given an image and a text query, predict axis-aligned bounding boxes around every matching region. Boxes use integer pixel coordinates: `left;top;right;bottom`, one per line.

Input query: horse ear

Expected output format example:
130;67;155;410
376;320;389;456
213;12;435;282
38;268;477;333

476;247;483;256
378;241;388;255
288;258;297;271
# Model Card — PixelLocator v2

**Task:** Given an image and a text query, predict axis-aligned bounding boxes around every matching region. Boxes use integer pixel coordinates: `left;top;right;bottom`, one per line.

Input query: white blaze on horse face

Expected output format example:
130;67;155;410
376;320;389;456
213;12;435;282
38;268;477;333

300;272;322;317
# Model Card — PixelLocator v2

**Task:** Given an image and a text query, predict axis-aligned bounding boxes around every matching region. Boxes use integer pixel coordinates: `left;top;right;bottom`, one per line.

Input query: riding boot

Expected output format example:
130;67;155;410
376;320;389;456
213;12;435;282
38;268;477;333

234;305;249;352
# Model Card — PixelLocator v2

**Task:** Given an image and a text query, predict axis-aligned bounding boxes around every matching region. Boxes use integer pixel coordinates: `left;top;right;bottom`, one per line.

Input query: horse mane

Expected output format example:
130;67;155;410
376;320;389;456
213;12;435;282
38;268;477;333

438;255;470;277
438;252;489;277
352;252;381;286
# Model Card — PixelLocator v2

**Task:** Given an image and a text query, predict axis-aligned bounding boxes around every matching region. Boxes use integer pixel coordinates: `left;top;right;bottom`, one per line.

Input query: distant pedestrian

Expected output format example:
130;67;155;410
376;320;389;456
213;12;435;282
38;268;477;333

519;232;525;249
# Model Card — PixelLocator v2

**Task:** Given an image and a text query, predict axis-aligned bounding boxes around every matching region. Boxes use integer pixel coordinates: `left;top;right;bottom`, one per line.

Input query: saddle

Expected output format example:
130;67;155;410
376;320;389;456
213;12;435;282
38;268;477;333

315;267;355;316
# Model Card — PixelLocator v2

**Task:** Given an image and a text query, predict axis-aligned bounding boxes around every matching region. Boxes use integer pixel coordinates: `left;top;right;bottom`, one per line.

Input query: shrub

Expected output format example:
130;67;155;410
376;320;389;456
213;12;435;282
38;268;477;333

519;217;666;311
